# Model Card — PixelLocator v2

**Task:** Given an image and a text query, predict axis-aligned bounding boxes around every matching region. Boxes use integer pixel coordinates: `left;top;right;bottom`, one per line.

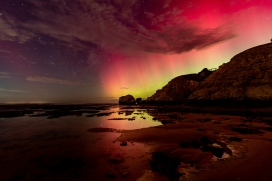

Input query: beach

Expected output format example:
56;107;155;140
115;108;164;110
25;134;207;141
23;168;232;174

1;104;272;180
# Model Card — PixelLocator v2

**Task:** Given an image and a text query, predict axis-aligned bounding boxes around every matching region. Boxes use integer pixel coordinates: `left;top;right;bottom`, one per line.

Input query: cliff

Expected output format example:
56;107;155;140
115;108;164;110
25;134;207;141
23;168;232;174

147;68;214;102
189;43;272;102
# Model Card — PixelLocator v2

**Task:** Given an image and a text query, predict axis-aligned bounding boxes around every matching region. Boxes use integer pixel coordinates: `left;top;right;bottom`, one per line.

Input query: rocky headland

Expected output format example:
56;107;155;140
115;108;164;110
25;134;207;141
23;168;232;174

120;43;272;107
115;43;272;181
147;68;214;103
189;43;272;105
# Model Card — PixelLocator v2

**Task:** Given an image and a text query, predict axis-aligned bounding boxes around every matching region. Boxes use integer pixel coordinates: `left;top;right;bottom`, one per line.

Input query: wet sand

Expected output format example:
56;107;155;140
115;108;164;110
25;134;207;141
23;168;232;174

0;105;160;181
2;104;272;180
117;107;272;181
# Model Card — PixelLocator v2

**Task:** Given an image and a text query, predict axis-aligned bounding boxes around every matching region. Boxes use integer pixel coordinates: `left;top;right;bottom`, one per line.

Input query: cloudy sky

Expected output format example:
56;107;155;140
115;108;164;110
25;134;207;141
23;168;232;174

0;0;272;103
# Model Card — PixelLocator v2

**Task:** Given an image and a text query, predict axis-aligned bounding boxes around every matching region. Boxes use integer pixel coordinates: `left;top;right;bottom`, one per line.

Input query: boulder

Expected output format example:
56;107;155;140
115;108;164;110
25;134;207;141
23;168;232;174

119;95;136;105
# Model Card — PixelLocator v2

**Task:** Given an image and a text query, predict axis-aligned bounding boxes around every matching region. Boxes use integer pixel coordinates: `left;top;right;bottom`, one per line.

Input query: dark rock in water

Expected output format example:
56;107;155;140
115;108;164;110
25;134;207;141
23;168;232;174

230;126;263;134
201;144;224;158
203;118;212;122
147;68;214;103
200;136;213;144
0;110;34;118
119;95;136;105
189;43;272;106
87;128;116;133
228;137;243;142
105;172;117;179
95;112;113;116
124;111;133;116
197;128;205;132
161;120;175;124
136;98;142;104
179;136;229;158
109;155;124;164
121;172;130;178
150;152;181;179
213;121;221;124
120;141;127;146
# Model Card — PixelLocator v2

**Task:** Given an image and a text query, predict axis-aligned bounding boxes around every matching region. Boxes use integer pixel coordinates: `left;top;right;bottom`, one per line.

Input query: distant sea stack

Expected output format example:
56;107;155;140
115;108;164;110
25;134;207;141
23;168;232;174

119;95;136;105
147;68;214;103
189;43;272;105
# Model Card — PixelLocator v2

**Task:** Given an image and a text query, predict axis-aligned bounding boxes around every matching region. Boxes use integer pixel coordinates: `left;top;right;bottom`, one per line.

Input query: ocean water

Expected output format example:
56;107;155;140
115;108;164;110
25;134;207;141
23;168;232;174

0;104;161;181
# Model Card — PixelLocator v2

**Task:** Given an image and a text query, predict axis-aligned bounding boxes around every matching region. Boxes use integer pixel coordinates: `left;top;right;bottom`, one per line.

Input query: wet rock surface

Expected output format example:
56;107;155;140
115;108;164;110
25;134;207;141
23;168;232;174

150;152;181;179
228;137;243;142
230;124;263;134
179;136;231;158
87;128;117;133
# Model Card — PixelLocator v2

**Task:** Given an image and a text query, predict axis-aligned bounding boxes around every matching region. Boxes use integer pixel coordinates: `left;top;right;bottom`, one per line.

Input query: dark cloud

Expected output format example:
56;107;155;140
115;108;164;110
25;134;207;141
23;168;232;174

26;76;85;86
0;0;234;54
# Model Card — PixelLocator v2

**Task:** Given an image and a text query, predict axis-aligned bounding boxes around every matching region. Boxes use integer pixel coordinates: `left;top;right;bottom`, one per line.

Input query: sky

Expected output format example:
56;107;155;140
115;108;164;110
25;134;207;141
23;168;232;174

0;0;272;103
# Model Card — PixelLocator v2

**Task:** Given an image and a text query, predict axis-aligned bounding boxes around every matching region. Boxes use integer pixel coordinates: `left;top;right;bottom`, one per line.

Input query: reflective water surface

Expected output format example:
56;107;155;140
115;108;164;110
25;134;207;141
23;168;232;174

0;105;161;181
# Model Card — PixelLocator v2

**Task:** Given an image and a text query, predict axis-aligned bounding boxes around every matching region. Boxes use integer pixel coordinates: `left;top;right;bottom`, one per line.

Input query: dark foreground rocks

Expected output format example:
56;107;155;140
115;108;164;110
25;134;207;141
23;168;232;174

150;152;181;179
179;136;232;158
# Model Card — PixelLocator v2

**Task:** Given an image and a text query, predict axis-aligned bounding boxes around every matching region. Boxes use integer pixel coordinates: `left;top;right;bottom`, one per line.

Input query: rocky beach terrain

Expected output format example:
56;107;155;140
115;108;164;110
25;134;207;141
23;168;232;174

116;43;272;180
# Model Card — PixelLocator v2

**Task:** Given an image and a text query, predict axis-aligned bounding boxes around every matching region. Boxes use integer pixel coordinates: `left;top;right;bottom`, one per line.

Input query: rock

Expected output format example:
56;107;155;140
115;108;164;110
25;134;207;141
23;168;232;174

121;172;130;178
147;68;214;103
189;43;272;106
228;137;243;142
109;155;124;164
105;172;117;179
87;128;116;132
120;141;127;146
136;98;142;104
201;144;224;158
230;126;263;134
119;95;136;105
179;136;230;158
149;152;181;179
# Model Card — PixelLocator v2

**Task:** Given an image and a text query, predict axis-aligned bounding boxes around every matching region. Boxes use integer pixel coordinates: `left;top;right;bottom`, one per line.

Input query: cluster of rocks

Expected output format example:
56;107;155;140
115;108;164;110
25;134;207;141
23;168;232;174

118;95;144;105
119;43;272;106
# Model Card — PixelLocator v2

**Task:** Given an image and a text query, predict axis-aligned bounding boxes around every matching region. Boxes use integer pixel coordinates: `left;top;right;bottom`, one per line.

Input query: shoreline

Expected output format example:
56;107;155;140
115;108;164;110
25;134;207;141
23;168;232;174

1;104;272;180
115;106;272;180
